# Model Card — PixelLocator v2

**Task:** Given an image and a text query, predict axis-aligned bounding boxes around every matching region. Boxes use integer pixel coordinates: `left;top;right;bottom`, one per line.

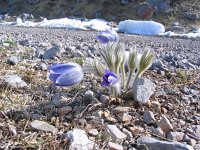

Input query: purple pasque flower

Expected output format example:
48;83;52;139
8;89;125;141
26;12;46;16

48;62;84;86
101;69;118;86
97;28;119;44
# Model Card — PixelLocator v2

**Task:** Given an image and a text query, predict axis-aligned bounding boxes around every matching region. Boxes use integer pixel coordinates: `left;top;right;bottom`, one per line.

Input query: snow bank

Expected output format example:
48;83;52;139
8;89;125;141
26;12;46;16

0;17;110;31
118;20;165;35
0;17;199;39
160;29;200;38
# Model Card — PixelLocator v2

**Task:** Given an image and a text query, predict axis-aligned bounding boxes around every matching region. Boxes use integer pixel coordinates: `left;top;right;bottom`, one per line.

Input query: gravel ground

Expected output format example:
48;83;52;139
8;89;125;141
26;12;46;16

0;25;199;150
0;25;199;59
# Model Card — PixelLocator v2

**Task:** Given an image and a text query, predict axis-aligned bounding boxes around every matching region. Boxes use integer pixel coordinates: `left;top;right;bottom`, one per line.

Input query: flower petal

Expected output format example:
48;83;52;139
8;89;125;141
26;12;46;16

101;79;109;86
97;28;119;44
104;69;117;78
56;67;84;86
49;73;61;83
96;35;109;44
48;63;80;74
108;76;118;85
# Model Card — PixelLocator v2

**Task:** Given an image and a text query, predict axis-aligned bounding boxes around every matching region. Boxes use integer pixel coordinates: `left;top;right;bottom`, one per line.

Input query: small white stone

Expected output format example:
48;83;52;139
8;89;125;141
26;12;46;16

108;142;123;150
105;125;127;143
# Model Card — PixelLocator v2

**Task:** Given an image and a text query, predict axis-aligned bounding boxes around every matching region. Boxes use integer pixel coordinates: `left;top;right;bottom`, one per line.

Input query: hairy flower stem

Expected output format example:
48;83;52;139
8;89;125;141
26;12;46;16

110;86;115;96
125;69;134;90
121;63;126;90
115;82;121;96
109;82;121;97
114;62;120;76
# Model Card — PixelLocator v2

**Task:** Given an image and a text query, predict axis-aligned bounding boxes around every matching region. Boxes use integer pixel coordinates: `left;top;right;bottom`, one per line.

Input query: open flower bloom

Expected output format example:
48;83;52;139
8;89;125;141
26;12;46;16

48;62;84;86
101;69;118;86
97;28;119;44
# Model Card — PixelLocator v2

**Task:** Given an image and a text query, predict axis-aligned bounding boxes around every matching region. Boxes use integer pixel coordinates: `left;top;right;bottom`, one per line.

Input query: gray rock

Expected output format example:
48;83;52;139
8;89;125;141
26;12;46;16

99;94;109;104
3;75;27;88
153;127;165;137
143;111;156;124
105;125;127;143
43;42;64;59
7;56;19;65
31;120;58;135
132;78;156;104
66;129;95;150
157;115;173;134
137;136;194;150
122;128;133;140
117;113;132;122
167;132;185;142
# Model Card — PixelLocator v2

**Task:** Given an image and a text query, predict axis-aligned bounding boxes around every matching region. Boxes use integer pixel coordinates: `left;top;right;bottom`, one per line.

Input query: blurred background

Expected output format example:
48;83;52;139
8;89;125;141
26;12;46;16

0;0;199;27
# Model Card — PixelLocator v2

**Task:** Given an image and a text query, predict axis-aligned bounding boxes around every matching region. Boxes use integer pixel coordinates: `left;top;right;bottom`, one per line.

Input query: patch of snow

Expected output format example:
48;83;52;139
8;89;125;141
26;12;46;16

118;20;165;35
38;18;87;30
0;17;109;31
84;18;110;31
0;16;200;39
160;29;200;38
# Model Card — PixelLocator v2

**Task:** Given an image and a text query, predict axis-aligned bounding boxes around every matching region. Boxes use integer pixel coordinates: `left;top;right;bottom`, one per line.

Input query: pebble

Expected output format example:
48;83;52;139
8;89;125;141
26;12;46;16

122;128;133;140
108;142;124;150
137;136;194;150
65;129;94;150
167;131;184;142
188;138;196;146
129;126;144;137
113;106;130;113
132;78;156;104
7;56;19;65
143;111;156;124
117;113;132;122
93;110;103;118
57;106;72;116
3;75;27;88
43;42;64;59
30;120;58;135
105;125;127;143
152;127;165;137
157;115;173;134
99;94;109;104
88;129;99;136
